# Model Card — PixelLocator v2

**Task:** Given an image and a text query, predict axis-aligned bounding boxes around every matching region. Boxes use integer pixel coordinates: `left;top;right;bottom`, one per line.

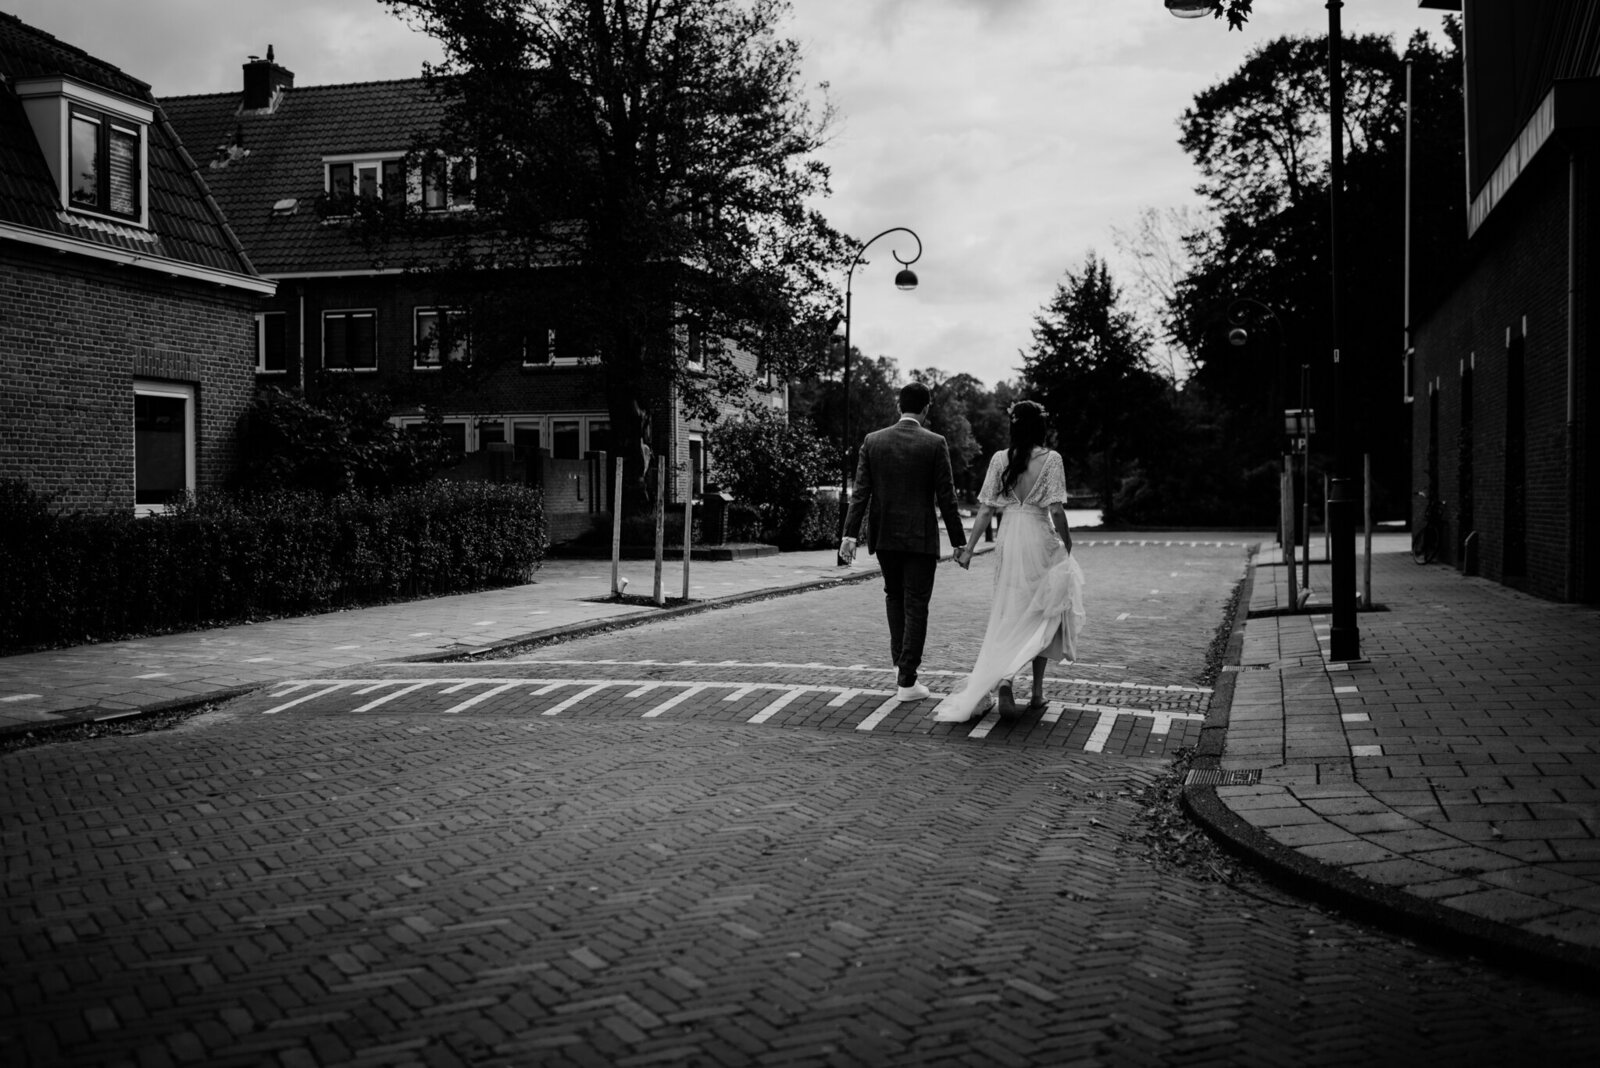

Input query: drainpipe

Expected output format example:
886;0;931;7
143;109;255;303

297;284;306;395
1567;152;1579;603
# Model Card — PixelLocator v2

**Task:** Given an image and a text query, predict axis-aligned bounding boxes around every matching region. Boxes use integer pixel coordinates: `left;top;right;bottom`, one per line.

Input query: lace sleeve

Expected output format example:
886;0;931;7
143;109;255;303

977;450;1008;508
1038;450;1070;506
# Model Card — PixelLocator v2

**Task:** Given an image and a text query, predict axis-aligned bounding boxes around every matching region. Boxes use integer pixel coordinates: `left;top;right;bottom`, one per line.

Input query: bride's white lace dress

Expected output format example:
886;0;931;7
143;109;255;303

933;448;1087;723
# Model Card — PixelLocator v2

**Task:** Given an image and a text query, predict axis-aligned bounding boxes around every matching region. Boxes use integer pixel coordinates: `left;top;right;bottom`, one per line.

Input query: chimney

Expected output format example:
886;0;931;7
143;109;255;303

242;45;294;112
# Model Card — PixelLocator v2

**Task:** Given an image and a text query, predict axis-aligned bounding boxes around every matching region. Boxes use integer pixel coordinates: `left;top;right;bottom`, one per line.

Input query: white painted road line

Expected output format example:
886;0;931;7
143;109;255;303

645;684;708;718
443;682;522;715
966;709;1001;739
829;689;861;708
626;683;660;699
724;686;757;702
262;683;350;715
747;687;806;724
1083;709;1120;753
351;682;431;712
853;696;901;732
542;683;610;717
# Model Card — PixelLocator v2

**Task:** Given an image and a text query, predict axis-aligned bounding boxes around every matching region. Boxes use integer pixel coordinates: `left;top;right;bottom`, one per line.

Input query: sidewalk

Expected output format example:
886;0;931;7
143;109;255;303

1185;535;1600;980
0;547;896;733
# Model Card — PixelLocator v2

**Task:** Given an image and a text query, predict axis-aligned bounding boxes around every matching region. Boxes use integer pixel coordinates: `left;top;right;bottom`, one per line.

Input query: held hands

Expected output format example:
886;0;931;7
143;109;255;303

954;545;974;570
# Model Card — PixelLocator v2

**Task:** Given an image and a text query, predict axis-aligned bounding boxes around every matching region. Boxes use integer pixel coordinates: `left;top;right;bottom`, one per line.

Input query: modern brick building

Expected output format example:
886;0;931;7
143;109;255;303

164;49;780;523
0;14;273;514
1410;1;1598;602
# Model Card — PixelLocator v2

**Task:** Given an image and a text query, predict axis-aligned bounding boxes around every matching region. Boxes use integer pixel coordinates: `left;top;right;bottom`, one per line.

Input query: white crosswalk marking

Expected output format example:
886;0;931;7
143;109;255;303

542;683;609;717
262;682;350;715
1083;709;1120;753
644;684;707;718
442;682;521;715
853;696;901;731
352;682;430;712
748;688;805;724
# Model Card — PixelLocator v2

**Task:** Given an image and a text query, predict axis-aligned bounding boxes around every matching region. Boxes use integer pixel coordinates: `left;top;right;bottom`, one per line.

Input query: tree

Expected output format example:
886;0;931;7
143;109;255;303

1167;23;1462;522
787;346;901;481
910;368;980;493
1110;205;1205;382
378;0;847;515
1021;253;1165;523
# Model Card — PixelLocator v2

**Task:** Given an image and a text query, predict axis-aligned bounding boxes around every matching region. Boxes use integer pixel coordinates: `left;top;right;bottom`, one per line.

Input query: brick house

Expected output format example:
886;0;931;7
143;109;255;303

0;14;273;513
164;49;781;536
1410;1;1599;602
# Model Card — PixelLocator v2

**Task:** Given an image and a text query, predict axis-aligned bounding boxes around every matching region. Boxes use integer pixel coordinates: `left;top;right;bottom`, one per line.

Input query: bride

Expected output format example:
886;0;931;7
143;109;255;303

934;400;1086;723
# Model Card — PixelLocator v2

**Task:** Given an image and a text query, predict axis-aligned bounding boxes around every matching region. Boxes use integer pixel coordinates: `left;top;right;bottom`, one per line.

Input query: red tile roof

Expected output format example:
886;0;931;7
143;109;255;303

0;13;258;279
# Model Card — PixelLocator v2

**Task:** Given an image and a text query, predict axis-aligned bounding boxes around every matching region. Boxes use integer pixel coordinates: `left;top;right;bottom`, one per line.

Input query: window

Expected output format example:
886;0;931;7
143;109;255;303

512;421;542;459
685;317;705;372
477;420;507;451
551;419;582;460
521;326;558;367
134;381;194;513
414;308;468;369
70;106;141;219
255;312;288;374
326;157;405;207
422;154;474;212
323;310;377;371
688;433;707;498
587;420;611;459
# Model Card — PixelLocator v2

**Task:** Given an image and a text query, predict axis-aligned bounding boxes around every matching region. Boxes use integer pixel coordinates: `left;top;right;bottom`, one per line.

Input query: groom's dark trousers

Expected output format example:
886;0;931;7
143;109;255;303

843;417;967;688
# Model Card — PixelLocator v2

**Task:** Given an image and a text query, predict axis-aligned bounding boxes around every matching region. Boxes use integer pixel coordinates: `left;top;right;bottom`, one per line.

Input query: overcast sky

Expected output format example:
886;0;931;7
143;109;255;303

7;0;1449;389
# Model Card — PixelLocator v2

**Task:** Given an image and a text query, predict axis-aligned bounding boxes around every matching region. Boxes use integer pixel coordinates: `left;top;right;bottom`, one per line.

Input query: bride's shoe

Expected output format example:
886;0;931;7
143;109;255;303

997;680;1020;719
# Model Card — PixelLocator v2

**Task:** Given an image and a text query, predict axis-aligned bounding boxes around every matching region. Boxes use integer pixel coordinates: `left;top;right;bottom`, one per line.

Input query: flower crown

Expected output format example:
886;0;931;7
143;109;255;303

1009;401;1047;420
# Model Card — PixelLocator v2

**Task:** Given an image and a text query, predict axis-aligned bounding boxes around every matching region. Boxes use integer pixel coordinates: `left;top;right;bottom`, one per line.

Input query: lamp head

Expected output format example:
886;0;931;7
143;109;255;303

894;267;918;291
1165;0;1214;16
1228;327;1249;347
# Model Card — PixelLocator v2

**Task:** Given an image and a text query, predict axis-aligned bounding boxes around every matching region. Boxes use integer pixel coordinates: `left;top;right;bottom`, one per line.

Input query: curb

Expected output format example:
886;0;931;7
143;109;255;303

1181;561;1600;986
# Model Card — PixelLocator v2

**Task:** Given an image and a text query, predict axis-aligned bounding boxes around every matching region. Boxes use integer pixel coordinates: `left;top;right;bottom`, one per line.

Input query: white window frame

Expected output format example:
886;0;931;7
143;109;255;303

133;380;195;515
413;307;469;370
420;154;475;213
323;153;406;206
255;311;287;375
321;309;378;373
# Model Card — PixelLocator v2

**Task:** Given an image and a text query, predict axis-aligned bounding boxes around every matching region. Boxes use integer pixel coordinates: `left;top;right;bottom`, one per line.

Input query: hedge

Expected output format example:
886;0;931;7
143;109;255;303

0;480;547;651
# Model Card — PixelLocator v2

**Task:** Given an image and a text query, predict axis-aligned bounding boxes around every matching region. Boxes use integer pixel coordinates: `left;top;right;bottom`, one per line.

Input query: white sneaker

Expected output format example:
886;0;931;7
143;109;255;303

895;682;933;702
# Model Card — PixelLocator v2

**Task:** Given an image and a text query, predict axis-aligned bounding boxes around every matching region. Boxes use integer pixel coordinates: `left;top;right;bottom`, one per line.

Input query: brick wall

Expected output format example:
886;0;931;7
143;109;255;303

1410;147;1593;601
0;248;258;513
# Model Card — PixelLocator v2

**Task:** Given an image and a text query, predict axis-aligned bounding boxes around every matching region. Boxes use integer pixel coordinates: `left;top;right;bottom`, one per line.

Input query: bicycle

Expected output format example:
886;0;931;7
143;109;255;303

1412;490;1446;565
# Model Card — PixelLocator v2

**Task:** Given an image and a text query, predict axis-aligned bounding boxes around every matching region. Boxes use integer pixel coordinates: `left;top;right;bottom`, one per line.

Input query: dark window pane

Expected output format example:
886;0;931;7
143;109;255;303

440;423;467;455
70;114;99;208
513;425;541;459
383;159;405;206
328;162;353;197
478;423;506;449
587;420;610;458
258;314;287;373
135;393;187;505
552;421;580;460
324;314;349;369
423;157;448;211
347;313;376;369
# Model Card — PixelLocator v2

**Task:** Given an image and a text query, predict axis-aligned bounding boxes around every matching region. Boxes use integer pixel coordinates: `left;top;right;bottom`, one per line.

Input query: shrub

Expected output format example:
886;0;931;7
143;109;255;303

0;480;547;651
238;383;455;495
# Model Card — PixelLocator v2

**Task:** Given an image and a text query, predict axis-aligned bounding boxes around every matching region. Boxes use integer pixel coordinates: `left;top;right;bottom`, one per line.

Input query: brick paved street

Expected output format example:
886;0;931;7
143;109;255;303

6;541;1600;1066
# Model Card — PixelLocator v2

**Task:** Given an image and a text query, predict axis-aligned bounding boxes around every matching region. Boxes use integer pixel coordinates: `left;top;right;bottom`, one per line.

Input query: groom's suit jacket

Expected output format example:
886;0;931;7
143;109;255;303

843;417;967;556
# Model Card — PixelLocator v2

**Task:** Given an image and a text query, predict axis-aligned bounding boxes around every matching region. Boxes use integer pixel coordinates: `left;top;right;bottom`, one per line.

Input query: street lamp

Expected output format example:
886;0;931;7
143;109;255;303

1228;298;1311;601
1171;0;1359;659
836;227;923;566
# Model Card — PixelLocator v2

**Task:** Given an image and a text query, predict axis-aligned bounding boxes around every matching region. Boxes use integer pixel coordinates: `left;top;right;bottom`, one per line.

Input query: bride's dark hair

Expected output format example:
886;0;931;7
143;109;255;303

1001;401;1049;496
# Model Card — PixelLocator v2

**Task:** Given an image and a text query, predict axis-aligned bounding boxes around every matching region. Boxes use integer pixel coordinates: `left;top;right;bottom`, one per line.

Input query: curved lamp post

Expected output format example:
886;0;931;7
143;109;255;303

1170;0;1358;659
836;227;923;565
1228;297;1311;600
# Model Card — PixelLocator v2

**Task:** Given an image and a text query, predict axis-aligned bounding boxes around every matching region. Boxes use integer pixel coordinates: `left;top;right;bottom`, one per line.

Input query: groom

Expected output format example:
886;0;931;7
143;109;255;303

839;382;968;702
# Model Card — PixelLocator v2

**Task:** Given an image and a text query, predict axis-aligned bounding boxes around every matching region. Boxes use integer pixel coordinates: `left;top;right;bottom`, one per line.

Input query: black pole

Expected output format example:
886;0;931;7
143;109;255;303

1326;0;1360;659
836;283;854;565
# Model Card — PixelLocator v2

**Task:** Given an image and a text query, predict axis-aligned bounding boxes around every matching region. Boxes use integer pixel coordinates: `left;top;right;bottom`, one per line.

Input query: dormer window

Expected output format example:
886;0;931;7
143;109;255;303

70;107;142;218
15;75;152;228
422;154;474;212
325;155;405;208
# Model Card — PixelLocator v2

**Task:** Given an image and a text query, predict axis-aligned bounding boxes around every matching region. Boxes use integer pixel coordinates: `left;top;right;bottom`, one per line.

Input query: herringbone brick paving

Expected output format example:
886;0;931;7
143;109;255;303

7;539;1600;1065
